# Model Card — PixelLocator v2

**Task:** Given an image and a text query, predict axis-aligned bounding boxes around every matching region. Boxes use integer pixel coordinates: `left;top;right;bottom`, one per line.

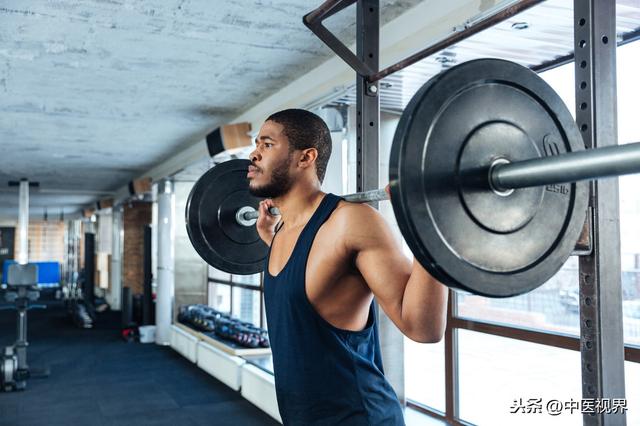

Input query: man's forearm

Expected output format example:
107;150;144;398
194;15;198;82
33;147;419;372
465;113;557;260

400;260;449;343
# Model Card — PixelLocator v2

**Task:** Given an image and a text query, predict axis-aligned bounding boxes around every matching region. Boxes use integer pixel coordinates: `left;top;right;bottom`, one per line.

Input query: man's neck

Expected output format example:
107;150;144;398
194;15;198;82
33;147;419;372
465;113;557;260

273;184;325;229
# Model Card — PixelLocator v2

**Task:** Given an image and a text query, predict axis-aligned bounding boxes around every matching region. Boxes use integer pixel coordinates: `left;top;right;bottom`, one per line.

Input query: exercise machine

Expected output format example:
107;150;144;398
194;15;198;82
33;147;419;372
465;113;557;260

0;263;48;391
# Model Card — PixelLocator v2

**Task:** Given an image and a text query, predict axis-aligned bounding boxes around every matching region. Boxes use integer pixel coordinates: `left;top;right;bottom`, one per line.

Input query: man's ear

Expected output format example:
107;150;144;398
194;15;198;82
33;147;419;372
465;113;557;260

297;148;318;170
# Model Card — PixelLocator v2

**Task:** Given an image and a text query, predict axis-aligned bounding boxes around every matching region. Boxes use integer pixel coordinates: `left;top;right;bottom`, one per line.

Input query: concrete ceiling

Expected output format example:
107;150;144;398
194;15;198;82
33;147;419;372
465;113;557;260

0;0;421;220
3;0;637;221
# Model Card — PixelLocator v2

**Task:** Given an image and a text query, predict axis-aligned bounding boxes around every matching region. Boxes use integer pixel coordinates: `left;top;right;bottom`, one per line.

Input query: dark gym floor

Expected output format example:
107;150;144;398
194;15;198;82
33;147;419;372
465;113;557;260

0;303;280;426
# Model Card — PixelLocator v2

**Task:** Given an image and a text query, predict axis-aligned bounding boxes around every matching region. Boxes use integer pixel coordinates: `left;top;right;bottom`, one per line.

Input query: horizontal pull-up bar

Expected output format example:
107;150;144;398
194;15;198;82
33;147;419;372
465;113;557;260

303;0;544;82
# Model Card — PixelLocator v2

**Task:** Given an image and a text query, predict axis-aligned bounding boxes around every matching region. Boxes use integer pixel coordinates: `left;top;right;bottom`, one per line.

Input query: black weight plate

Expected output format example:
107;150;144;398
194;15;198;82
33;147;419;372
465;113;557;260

186;159;267;275
389;58;588;298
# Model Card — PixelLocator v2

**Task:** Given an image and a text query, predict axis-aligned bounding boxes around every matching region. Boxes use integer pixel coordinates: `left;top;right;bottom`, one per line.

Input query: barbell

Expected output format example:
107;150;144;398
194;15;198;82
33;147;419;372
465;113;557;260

186;58;640;298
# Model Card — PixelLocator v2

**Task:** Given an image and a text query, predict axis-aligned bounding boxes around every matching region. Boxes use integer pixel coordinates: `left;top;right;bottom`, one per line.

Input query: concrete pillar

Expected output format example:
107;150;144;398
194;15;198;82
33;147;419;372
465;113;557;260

18;179;29;265
109;207;123;310
174;181;208;308
156;180;175;345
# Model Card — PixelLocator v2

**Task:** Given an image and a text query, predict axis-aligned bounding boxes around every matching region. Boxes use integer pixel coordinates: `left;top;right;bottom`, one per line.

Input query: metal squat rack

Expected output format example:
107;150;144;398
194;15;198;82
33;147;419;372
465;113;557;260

303;1;627;425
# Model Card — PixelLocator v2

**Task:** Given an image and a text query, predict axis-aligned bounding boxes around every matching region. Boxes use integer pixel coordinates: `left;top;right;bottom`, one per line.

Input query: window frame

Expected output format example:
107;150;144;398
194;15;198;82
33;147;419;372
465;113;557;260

407;290;640;424
207;272;265;329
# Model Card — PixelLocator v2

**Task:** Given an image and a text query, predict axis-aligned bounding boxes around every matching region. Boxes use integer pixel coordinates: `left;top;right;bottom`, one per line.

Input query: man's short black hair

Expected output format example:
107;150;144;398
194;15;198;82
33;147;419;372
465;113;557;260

266;109;332;183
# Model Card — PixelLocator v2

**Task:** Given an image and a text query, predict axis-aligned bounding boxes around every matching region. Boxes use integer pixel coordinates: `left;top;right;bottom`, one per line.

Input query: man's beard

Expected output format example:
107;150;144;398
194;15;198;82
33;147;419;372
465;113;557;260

249;154;294;198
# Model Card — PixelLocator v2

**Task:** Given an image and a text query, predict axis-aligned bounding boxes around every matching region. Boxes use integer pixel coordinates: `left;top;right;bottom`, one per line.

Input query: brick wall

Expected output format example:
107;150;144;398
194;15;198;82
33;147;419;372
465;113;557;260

123;202;151;295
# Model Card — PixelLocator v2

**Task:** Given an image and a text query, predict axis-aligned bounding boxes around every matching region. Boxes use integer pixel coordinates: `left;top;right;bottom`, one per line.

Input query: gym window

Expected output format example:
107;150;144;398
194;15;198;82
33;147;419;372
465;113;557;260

207;267;266;329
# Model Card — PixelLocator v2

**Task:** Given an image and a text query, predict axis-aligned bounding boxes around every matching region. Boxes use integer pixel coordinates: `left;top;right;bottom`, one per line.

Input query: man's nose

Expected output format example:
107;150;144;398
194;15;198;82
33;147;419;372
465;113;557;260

250;149;261;163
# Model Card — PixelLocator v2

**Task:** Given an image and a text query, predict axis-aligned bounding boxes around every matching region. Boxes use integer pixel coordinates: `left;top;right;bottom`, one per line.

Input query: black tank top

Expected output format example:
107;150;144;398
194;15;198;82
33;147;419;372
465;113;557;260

263;193;404;425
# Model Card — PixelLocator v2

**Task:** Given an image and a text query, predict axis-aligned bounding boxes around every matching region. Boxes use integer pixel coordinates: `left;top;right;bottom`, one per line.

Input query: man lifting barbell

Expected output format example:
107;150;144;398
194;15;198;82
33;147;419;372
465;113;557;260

248;108;448;426
185;58;640;426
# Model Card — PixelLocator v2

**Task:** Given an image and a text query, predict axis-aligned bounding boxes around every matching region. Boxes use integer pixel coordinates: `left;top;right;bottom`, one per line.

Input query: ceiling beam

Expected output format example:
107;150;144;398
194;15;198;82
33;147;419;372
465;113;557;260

0;188;112;196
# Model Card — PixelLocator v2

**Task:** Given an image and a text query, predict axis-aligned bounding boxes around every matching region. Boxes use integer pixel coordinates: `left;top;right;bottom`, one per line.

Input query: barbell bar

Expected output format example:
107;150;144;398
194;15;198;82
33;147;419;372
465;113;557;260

237;188;388;223
238;141;640;223
491;140;640;191
185;58;637;298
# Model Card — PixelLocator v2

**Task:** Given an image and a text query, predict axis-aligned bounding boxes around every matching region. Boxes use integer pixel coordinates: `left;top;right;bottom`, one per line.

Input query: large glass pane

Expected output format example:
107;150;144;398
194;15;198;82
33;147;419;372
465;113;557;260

404;337;445;413
457;42;640;344
622;199;640;346
232;286;262;326
457;257;580;336
458;329;582;426
233;272;261;288
618;42;640;347
209;282;231;314
543;42;640;347
208;265;231;282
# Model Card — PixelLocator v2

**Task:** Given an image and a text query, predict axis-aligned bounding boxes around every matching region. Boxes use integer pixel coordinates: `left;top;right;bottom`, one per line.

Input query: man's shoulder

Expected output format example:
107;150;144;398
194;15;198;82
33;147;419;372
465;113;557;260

329;200;386;234
333;199;379;218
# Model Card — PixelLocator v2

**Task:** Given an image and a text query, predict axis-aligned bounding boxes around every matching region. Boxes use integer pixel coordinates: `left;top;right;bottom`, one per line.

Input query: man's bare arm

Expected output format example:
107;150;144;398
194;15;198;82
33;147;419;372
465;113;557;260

341;204;448;343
